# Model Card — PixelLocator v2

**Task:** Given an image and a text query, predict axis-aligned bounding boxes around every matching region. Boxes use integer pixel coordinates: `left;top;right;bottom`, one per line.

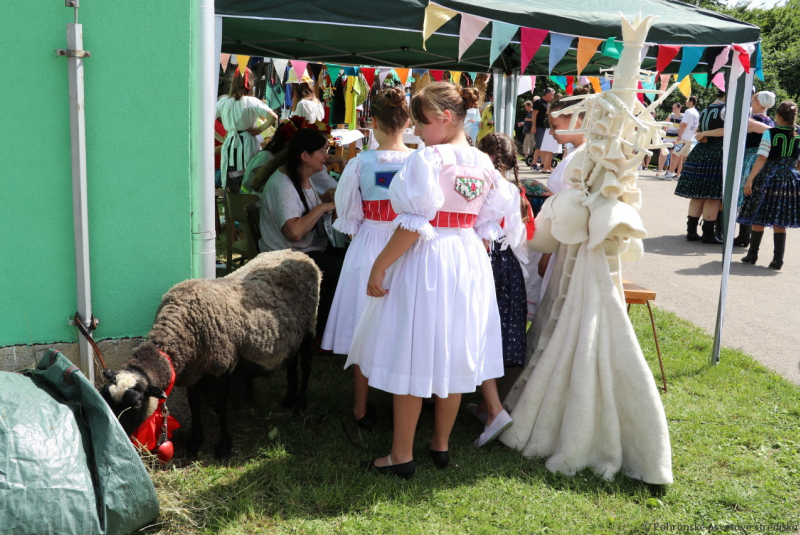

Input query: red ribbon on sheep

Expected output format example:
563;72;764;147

130;350;180;457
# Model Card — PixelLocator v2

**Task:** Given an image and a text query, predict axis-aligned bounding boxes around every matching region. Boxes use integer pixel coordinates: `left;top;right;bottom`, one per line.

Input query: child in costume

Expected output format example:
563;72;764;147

346;82;508;479
738;100;800;270
321;87;413;429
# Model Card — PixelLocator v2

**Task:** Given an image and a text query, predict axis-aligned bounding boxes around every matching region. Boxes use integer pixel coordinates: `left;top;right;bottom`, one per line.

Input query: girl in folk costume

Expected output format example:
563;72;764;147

465;133;534;446
321;87;413;429
347;82;509;479
738;100;800;270
216;66;278;193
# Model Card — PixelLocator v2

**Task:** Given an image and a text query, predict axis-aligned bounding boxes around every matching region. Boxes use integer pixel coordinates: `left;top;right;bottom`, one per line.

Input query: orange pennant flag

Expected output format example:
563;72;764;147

422;2;459;51
588;76;602;94
395;68;410;86
576;38;603;76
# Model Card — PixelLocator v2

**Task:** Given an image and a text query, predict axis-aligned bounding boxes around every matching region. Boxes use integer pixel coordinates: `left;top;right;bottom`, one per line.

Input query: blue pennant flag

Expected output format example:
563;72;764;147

677;47;706;83
489;21;519;67
755;42;764;81
599;78;611;91
548;33;574;74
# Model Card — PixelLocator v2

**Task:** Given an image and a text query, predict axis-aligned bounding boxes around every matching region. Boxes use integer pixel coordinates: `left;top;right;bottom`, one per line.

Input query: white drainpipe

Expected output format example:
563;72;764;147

190;0;217;280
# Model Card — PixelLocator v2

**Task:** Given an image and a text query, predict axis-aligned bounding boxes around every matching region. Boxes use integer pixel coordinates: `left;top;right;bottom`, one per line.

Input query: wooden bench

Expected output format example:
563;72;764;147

623;280;667;393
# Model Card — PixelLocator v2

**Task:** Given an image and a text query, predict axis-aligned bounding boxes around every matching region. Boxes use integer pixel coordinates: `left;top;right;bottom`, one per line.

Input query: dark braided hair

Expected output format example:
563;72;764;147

285;128;329;214
477;133;531;223
776;101;798;134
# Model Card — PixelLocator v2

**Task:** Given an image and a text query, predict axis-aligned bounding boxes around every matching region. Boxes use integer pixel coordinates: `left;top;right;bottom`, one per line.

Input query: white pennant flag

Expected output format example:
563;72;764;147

272;58;289;82
378;68;394;85
459;13;490;61
517;75;532;95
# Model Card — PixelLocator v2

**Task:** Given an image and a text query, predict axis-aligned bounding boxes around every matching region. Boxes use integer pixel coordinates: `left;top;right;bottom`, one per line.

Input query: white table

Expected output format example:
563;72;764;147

366;129;424;151
330;128;365;149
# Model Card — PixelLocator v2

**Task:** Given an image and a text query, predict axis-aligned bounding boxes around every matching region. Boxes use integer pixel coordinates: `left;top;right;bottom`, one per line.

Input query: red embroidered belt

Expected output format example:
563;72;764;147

429;211;477;228
363;199;397;221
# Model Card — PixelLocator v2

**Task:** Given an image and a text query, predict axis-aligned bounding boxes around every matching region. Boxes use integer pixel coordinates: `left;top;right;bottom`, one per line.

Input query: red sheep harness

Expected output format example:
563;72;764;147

130;350;180;451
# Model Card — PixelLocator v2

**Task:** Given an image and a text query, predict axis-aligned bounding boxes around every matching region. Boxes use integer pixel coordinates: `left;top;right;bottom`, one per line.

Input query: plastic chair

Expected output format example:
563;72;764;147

224;192;260;273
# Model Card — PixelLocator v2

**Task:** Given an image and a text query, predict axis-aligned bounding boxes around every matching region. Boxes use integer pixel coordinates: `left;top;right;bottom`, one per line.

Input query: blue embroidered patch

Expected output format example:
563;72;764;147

375;170;398;189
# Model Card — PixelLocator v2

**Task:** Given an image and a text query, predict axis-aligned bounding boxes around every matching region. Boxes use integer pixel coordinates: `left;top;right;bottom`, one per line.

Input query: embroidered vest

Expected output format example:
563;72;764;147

358;150;409;221
699;103;725;132
430;145;496;228
745;114;774;149
767;126;800;160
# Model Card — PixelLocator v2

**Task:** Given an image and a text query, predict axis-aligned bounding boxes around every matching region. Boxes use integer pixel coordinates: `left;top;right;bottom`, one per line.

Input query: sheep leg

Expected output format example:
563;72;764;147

297;334;313;412
214;374;234;462
282;353;299;411
186;384;204;457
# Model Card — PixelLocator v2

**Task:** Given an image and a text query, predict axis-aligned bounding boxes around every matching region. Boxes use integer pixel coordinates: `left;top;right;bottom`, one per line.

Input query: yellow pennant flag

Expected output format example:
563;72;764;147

235;55;251;73
395;68;410;86
576;38;603;76
677;74;692;97
451;71;462;85
423;2;459;51
588;76;602;94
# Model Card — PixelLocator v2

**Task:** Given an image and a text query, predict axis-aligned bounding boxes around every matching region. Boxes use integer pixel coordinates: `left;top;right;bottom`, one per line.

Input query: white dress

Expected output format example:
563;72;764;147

345;145;506;398
321;150;413;354
216;95;272;187
464;108;481;142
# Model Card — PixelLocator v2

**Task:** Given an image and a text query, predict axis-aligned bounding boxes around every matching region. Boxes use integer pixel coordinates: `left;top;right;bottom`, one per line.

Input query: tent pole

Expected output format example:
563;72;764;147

493;70;505;135
190;0;217;280
711;65;754;365
505;72;518;137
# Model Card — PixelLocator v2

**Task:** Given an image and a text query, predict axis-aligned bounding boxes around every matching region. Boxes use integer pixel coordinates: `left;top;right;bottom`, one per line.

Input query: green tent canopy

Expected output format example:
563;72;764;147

216;0;760;75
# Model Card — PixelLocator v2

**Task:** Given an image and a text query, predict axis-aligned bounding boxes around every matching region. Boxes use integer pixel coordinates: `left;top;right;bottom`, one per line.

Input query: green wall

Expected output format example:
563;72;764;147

0;1;193;346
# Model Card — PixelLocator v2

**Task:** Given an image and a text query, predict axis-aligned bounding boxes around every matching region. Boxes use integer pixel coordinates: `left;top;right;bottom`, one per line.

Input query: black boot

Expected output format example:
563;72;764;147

701;220;723;244
714;210;724;242
742;230;763;264
733;224;751;247
769;232;786;270
686;216;700;241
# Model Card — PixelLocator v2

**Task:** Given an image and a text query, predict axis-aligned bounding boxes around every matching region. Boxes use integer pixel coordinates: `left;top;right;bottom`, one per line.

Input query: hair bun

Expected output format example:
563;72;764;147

386;86;406;107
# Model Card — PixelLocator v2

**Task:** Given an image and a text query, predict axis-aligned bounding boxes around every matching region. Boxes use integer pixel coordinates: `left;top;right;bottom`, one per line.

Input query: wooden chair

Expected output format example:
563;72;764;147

224;192;260;273
623;280;668;393
214;188;226;237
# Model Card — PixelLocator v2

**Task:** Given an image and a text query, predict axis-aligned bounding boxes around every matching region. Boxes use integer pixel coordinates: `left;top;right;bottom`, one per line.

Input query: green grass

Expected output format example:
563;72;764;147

141;306;800;535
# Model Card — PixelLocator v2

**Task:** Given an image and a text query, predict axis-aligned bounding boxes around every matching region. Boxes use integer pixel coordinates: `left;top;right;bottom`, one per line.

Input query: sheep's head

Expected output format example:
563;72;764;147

100;368;167;436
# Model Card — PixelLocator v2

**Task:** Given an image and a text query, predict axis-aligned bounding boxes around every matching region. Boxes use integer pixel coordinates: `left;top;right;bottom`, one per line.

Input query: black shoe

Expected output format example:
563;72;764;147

742;230;764;264
428;447;450;470
362;457;415;480
714;210;724;242
769;232;786;270
733;224;751;247
686;216;700;241
356;402;377;431
701;220;723;244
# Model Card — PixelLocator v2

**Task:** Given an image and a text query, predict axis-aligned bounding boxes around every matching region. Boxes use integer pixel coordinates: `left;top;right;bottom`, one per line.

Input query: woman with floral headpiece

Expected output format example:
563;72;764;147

216;66;278;193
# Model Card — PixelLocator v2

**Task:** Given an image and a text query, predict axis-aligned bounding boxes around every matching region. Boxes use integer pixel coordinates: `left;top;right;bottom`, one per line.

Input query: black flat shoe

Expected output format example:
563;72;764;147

356;402;377;431
362;456;415;480
428;447;449;470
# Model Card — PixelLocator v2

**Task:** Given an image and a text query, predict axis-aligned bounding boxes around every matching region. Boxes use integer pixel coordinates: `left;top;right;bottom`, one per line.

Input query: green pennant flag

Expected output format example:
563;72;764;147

601;37;623;60
692;72;709;87
326;64;342;83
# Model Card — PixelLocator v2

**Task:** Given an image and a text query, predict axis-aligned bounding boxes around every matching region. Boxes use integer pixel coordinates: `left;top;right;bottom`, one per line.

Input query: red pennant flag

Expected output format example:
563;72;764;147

520;28;549;74
732;45;751;73
361;67;376;87
637;81;645;104
656;45;681;75
430;69;444;82
566;76;575;95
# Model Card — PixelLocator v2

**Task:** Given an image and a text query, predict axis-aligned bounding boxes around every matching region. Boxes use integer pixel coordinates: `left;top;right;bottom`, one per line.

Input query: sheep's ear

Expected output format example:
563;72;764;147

103;369;118;382
144;385;167;400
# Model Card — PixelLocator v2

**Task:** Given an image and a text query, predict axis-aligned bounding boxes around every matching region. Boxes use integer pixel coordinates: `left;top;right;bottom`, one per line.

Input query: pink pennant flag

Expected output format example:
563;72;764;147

220;53;230;71
656;45;681;75
659;74;670;92
361;67;376;87
712;45;732;74
520;28;549;74
459;13;491;61
430;69;444;82
711;71;726;91
290;60;308;82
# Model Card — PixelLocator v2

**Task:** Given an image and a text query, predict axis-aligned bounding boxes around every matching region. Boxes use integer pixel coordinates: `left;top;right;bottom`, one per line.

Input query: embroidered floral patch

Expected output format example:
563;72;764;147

375;170;398;189
454;176;484;201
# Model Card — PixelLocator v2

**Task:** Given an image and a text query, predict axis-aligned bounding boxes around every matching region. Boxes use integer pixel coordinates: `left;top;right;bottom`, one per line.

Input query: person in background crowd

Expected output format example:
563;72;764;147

656;102;683;179
531;88;555;172
477;92;494;142
292;79;325;123
214;117;227;189
664;95;700;180
216;66;278;193
518;100;535;160
463;88;481;142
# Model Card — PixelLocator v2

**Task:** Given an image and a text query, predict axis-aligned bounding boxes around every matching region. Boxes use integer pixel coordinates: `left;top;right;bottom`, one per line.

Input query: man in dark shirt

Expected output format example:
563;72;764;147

531;88;554;170
517;100;534;158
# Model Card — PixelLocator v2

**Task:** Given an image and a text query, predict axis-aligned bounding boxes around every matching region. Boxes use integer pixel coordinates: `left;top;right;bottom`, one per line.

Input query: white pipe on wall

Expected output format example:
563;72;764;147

190;0;217;280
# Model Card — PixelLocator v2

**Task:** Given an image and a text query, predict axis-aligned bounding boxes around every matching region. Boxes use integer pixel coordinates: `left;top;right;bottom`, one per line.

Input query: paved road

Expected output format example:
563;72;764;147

520;167;800;385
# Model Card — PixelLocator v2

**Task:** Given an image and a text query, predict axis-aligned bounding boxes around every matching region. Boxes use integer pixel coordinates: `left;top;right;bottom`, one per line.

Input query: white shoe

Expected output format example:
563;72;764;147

465;403;488;425
674;174;681;181
475;410;513;448
663;172;675;179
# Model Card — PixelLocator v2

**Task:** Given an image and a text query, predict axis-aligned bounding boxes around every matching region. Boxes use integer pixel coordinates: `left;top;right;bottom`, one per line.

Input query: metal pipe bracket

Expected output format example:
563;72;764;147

56;49;91;58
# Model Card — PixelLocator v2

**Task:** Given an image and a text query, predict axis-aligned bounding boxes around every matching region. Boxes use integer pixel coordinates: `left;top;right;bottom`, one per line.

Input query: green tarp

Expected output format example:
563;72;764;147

0;350;159;535
216;0;760;75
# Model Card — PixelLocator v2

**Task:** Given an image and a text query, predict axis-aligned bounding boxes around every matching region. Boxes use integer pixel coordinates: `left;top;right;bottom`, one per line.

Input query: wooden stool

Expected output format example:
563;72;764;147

623;280;667;393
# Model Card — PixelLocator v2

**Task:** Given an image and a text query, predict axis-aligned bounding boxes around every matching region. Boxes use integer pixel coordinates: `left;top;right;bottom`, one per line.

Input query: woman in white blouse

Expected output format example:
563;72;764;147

292;82;325;123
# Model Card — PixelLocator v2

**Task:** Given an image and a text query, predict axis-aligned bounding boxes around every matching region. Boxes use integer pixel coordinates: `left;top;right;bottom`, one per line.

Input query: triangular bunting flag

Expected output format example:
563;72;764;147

423;1;459;51
692;72;709;87
342;66;358;76
677;75;692;98
656;45;681;75
731;43;754;80
677;47;706;83
395;68;410;85
361;67;376;87
430;69;444;82
549;76;567;90
520;28;548;74
640;45;650;64
588;76;601;93
566;76;575;95
235;55;251;73
712;45;732;74
601;38;622;59
220;53;230;71
636;81;645;104
548;33;574;74
490;21;519;67
468;72;478;81
272;59;289;82
755;43;764;81
579;76;590;85
451;71;462;85
599;78;611;91
308;63;323;80
327;64;342;84
659;74;670;92
290;60;308;82
531;75;536;91
711;71;726;91
459;13;491;61
517;75;532;95
642;77;657;102
576;37;602;76
378;68;393;85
